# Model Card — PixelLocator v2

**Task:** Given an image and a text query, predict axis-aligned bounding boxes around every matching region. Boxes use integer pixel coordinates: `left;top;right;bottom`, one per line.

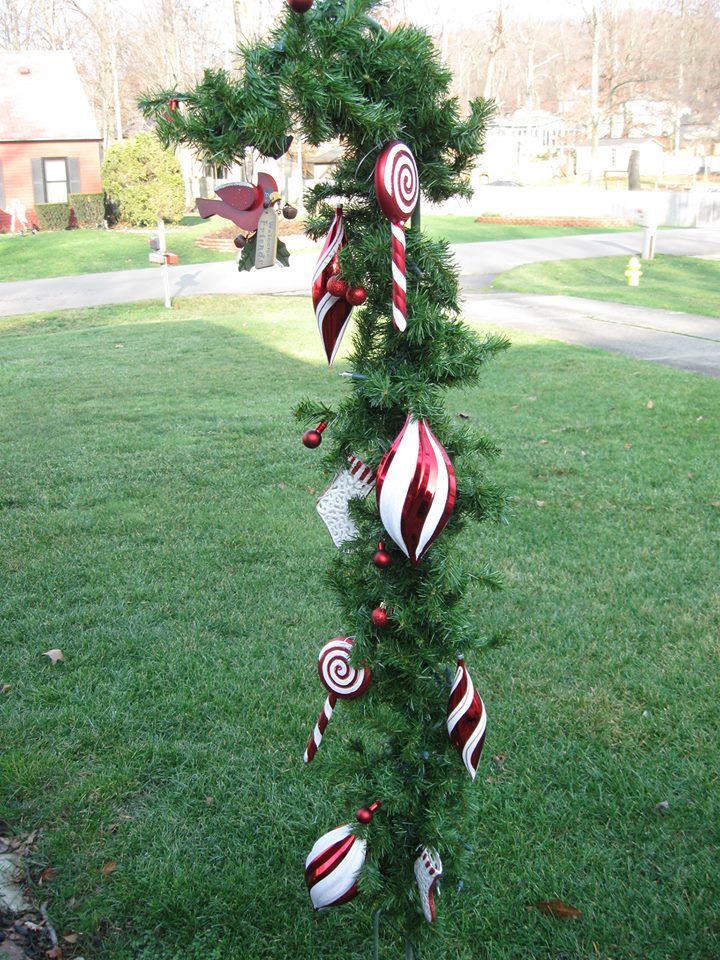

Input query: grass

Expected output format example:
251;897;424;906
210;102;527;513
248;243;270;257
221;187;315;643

493;255;720;318
0;216;639;283
1;296;719;960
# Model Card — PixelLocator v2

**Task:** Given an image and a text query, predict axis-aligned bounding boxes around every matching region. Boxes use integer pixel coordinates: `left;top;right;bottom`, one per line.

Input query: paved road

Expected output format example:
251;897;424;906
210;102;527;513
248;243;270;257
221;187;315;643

1;227;719;377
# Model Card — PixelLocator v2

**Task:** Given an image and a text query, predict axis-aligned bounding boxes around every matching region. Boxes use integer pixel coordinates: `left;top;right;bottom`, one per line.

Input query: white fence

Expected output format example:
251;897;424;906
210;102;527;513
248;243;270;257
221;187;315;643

431;187;720;227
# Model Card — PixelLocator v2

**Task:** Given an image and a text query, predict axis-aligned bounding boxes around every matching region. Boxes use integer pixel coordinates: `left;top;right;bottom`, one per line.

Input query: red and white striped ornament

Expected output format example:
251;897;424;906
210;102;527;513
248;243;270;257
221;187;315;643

305;802;381;910
374;140;419;332
312;206;353;364
414;846;443;923
316;454;375;548
304;637;371;764
447;656;487;780
376;414;457;566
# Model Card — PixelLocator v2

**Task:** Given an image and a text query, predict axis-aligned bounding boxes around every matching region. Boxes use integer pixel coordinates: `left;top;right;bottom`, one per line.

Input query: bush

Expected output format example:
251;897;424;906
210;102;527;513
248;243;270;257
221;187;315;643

35;203;70;231
101;133;185;226
69;192;105;228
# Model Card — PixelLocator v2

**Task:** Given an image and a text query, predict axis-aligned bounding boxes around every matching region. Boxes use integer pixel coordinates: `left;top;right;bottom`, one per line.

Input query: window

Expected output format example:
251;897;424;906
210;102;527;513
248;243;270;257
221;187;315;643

43;158;69;202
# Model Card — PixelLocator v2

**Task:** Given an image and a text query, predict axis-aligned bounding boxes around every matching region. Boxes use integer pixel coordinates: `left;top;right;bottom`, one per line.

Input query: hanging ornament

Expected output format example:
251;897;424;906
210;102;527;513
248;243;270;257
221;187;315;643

233;234;248;249
282;203;298;220
305;802;381;910
371;605;389;628
316;454;375;548
196;174;280;233
302;421;327;449
288;0;313;11
376;414;457;566
414;847;443;923
374;140;419;332
312;207;354;364
304;637;372;764
372;541;392;569
447;656;487;781
345;286;368;306
326;276;348;298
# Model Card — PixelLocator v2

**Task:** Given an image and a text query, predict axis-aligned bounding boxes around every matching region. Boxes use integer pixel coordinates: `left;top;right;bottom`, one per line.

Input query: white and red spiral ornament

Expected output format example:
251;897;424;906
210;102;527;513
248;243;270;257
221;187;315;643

305;802;381;910
304;637;371;764
376;414;457;566
447;656;487;780
312;206;353;364
374;140;419;332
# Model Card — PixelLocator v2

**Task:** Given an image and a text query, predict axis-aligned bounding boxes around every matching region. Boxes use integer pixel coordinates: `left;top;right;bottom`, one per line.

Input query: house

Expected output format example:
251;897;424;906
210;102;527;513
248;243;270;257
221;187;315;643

572;137;666;177
0;51;102;231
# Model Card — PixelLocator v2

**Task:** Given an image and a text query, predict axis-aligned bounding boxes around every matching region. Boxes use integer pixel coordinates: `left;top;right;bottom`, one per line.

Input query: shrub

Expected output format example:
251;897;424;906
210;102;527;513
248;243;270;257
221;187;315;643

35;203;70;231
69;192;105;228
101;133;185;226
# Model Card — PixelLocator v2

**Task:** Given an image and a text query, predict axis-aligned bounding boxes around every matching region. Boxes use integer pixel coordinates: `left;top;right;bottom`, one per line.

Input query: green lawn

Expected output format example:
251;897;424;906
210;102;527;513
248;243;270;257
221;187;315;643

493;255;720;318
0;216;639;283
1;297;718;960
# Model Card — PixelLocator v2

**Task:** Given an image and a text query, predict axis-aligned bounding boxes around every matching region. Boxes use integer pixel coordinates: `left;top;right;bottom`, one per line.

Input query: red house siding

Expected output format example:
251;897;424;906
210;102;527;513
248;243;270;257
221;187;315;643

0;139;101;228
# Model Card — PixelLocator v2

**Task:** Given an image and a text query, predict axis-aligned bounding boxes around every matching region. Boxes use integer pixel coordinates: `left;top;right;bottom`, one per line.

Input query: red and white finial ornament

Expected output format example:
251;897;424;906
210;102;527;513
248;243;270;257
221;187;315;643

376;414;456;566
414;846;443;923
447;656;487;780
304;802;381;910
374;140;419;332
312;207;353;364
304;637;371;764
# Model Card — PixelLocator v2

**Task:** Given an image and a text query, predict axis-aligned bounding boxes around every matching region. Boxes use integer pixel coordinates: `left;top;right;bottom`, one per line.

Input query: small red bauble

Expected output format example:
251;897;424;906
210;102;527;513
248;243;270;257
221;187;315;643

168;98;179;112
302;420;327;449
373;541;392;568
371;606;389;628
356;801;381;824
346;286;368;306
326;276;348;298
287;0;313;11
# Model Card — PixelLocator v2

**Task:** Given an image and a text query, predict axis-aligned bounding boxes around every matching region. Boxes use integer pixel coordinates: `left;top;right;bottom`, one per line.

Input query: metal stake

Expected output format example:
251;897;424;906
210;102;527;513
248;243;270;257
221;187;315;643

372;909;381;960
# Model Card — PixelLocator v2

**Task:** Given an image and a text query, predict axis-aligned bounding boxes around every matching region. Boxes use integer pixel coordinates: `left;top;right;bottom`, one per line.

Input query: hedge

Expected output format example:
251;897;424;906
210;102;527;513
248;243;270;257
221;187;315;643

35;203;70;231
69;193;105;228
101;133;185;226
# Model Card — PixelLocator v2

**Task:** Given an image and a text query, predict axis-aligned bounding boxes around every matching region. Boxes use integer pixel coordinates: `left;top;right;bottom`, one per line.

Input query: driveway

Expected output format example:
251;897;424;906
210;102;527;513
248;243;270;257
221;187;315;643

1;227;719;377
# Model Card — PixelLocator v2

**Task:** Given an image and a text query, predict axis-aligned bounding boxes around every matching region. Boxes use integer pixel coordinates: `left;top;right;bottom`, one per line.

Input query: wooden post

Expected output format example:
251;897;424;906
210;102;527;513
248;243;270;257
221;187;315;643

157;219;171;309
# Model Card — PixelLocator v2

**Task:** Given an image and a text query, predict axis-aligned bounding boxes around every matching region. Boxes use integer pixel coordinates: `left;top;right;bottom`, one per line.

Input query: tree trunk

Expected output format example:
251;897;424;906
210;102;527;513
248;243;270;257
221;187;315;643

589;7;601;187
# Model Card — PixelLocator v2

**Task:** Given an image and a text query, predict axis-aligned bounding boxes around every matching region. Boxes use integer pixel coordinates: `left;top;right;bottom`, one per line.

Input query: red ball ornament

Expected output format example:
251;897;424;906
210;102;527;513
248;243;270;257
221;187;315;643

287;0;313;10
356;801;381;824
371;606;389;628
373;541;392;569
327;276;348;298
302;421;327;449
346;286;368;306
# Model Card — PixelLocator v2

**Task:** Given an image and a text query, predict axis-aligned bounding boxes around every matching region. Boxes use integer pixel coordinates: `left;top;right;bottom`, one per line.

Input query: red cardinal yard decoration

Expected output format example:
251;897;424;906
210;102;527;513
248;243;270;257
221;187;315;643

196;173;280;232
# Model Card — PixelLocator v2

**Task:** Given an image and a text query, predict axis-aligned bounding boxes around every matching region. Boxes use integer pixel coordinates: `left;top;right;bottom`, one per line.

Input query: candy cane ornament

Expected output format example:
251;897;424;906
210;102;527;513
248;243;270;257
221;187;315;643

374;140;419;332
312;206;354;364
304;637;371;763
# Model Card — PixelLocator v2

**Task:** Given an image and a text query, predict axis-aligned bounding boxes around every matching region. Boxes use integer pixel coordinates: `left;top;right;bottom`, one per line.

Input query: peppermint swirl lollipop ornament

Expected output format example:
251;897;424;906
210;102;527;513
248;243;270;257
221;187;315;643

374;140;419;333
304;637;371;763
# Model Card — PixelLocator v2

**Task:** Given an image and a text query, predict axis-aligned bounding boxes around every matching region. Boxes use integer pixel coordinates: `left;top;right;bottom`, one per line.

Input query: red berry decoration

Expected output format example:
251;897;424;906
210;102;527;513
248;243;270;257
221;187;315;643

355;801;381;824
373;542;392;569
287;0;313;10
327;276;348;298
302;421;327;449
346;286;368;306
371;606;389;628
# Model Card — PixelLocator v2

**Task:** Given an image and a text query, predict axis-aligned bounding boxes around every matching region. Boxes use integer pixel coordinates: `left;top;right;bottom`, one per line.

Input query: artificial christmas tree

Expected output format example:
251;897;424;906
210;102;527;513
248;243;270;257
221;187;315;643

140;1;509;955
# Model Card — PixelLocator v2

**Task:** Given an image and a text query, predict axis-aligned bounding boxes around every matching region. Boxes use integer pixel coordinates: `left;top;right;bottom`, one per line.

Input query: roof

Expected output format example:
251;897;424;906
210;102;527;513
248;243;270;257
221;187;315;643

0;51;100;142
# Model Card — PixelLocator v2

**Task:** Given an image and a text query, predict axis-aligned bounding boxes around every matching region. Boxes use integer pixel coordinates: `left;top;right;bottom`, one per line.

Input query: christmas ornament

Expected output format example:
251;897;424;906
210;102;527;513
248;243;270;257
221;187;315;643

316;454;375;548
346;286;367;306
326;275;348;298
282;203;298;219
312;207;354;364
255;202;279;269
288;0;313;11
196;174;281;233
372;541;392;568
374;140;419;332
302;421;327;448
304;637;371;764
447;656;487;781
305;803;381;910
414;847;443;923
371;605;389;628
376;414;457;565
233;234;247;249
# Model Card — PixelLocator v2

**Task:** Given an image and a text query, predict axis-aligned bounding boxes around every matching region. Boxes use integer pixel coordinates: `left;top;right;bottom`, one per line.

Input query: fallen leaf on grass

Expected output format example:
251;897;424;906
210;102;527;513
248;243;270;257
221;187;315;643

46;947;63;959
710;502;720;508
42;649;64;665
539;439;549;445
535;500;546;508
457;412;471;420
101;860;117;876
62;933;79;944
491;753;506;771
696;416;703;422
39;866;58;884
624;443;632;450
1;684;11;694
654;800;670;816
646;400;654;409
534;899;582;919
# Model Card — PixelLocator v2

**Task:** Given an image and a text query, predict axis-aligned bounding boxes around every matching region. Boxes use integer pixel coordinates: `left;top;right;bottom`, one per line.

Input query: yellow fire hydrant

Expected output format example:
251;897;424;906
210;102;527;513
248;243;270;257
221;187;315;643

625;256;642;287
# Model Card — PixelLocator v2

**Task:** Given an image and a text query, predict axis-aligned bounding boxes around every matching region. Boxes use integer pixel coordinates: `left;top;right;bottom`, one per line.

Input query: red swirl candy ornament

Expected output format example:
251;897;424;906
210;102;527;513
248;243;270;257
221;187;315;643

374;140;419;333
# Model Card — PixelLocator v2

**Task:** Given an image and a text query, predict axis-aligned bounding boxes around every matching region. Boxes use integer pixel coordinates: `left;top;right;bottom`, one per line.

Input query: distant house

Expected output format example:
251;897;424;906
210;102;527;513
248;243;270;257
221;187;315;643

573;137;665;177
0;51;102;231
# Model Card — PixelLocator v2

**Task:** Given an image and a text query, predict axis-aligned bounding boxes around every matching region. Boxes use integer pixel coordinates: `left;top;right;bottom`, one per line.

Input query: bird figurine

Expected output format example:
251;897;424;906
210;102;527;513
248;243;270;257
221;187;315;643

196;173;281;232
